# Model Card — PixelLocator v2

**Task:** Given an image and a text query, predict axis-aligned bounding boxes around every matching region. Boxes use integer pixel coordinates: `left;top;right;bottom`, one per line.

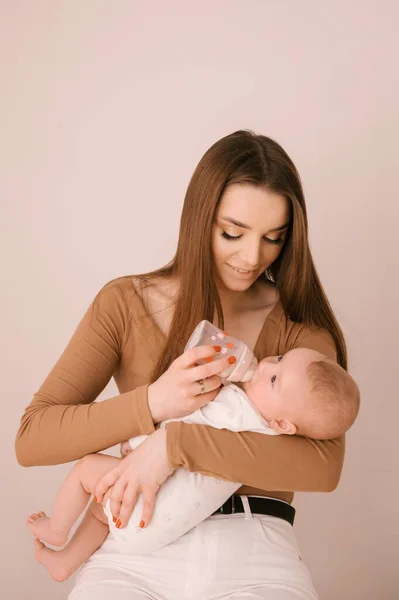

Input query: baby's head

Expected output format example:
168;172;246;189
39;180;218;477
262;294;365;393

244;348;360;440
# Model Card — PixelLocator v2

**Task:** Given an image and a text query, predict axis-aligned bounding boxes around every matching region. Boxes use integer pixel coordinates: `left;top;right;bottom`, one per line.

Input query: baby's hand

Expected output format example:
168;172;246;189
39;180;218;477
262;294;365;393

120;440;132;458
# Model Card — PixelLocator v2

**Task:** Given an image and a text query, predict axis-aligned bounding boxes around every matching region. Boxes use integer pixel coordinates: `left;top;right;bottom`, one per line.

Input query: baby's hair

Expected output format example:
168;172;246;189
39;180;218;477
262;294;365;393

302;359;360;440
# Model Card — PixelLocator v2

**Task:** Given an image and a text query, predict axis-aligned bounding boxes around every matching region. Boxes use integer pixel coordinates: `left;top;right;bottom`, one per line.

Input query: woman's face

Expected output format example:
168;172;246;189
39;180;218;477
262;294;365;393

211;183;291;292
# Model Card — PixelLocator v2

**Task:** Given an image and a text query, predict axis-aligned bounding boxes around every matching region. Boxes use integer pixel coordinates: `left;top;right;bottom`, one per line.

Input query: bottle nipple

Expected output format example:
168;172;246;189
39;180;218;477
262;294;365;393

240;355;258;382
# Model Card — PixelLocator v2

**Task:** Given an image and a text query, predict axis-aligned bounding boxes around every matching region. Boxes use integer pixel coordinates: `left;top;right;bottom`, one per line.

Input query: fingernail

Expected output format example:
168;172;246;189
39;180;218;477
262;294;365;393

213;345;221;352
140;520;145;528
93;496;98;503
112;516;117;523
204;356;213;363
228;356;236;364
116;520;121;528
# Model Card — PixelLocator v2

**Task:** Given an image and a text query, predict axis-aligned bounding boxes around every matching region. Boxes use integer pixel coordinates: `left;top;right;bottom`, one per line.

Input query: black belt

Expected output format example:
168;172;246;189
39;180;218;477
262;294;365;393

212;495;295;526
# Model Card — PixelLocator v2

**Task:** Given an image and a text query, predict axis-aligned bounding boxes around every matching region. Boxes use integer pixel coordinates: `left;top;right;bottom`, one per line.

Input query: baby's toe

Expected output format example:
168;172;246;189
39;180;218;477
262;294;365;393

27;513;38;523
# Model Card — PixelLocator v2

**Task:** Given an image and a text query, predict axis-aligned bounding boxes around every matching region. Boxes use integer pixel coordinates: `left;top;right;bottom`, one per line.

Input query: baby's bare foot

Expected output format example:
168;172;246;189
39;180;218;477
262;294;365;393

26;511;67;547
33;539;73;583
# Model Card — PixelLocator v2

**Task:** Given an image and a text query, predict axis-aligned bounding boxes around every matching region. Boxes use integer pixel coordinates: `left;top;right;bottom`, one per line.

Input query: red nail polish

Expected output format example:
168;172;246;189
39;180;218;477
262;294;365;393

140;520;145;528
93;496;98;503
112;517;117;523
204;356;213;363
228;356;236;364
116;520;121;528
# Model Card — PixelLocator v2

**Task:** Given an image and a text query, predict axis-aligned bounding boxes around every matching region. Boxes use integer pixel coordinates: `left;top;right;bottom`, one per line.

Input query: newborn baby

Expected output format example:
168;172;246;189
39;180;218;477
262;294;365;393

26;348;359;582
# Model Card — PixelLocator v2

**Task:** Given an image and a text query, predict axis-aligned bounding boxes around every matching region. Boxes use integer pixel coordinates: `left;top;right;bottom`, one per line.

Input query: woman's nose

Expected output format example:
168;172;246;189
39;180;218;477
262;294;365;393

240;240;261;268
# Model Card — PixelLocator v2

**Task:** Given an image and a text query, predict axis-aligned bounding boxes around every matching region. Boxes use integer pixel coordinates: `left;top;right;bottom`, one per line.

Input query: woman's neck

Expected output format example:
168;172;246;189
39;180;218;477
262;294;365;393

217;285;255;315
217;278;275;316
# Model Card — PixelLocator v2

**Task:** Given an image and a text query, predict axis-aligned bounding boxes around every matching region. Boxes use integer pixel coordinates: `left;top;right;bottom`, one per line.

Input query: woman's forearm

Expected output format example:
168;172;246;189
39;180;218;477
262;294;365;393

166;422;345;493
15;385;155;466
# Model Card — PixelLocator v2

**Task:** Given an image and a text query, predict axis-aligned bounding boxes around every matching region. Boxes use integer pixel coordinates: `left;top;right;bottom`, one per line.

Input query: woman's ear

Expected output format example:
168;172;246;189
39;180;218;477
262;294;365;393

269;419;297;435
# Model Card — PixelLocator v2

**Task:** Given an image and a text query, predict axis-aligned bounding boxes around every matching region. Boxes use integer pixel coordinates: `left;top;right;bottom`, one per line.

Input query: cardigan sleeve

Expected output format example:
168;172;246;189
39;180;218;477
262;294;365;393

15;282;155;466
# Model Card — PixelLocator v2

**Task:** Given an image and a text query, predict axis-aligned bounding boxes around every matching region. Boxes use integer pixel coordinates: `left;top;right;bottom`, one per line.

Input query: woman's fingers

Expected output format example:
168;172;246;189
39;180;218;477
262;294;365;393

191;374;222;396
139;487;158;528
115;485;140;528
175;345;218;368
114;485;158;530
190;355;233;381
109;478;129;521
94;468;120;504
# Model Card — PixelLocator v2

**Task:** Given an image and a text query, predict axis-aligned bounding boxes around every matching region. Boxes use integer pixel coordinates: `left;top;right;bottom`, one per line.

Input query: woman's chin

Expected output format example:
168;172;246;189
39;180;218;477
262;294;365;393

218;272;256;293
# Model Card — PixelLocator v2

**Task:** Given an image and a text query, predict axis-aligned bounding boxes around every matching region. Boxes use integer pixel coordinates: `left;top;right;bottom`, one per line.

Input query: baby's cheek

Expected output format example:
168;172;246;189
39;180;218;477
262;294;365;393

247;383;263;407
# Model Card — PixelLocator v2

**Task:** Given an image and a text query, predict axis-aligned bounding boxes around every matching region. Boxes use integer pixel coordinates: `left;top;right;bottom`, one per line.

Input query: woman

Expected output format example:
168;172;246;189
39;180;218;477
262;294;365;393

16;130;347;599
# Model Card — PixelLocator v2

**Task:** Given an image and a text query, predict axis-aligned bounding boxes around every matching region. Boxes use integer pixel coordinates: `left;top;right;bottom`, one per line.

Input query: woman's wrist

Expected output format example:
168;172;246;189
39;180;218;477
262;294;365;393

147;382;163;424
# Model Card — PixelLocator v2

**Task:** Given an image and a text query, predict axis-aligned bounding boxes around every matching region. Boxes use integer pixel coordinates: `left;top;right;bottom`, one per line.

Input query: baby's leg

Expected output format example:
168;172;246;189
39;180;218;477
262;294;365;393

33;500;108;582
26;453;121;547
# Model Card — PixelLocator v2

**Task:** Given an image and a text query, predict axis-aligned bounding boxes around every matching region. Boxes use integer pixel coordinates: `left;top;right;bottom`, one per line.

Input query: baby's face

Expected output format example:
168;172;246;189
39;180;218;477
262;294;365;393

246;348;324;423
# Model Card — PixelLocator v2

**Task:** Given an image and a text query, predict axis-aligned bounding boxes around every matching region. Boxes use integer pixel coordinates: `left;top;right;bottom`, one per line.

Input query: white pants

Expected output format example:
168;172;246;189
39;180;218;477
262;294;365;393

69;497;318;600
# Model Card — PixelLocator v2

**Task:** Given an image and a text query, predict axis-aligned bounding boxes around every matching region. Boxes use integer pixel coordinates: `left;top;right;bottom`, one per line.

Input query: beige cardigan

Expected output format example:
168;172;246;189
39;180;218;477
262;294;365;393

15;276;344;504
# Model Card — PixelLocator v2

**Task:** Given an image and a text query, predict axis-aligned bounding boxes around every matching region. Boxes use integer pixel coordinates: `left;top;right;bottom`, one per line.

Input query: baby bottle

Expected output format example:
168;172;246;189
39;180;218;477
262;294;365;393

184;320;258;382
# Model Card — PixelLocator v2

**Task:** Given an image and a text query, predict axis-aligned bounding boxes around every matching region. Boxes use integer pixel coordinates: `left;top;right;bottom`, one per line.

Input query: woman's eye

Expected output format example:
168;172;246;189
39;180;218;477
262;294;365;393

221;231;284;245
264;236;283;246
271;375;277;385
221;231;241;241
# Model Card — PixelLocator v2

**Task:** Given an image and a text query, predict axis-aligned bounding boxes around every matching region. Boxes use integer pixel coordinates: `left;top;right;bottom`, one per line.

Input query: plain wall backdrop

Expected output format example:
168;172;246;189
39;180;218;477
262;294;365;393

1;1;398;598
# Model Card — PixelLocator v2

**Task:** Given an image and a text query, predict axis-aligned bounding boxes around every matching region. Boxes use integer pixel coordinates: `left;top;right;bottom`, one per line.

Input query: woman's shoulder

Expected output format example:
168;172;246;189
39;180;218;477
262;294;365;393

91;275;146;319
94;274;178;330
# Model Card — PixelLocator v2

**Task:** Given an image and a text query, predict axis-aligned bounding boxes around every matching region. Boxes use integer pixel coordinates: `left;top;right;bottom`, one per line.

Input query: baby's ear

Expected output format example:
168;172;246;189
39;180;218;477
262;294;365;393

269;419;297;436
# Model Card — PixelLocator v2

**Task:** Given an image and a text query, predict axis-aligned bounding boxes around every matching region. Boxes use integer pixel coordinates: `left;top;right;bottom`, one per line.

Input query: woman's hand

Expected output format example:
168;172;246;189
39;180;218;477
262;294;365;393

148;344;234;424
94;428;174;529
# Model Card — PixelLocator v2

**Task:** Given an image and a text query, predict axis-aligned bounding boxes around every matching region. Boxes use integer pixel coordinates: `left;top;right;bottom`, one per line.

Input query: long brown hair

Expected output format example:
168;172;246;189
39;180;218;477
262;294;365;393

137;130;347;380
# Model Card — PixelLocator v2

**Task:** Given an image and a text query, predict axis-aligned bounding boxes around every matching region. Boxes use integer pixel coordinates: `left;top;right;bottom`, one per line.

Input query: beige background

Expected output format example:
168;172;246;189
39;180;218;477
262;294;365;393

1;1;398;598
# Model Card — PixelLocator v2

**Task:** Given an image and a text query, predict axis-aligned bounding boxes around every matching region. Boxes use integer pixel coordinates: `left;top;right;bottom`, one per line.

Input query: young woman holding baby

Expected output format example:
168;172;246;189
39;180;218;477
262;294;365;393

16;130;355;599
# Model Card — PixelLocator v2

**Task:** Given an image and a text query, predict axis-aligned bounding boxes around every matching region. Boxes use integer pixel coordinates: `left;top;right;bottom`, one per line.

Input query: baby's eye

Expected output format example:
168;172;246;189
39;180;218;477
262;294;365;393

271;375;277;385
277;355;283;362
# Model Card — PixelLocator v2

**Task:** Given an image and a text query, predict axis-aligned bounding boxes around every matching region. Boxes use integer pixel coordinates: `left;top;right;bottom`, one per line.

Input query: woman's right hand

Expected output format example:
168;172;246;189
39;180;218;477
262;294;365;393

147;344;234;423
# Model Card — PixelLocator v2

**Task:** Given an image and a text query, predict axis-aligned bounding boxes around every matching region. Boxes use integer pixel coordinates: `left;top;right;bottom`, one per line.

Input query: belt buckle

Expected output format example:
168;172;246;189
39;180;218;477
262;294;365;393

220;495;234;515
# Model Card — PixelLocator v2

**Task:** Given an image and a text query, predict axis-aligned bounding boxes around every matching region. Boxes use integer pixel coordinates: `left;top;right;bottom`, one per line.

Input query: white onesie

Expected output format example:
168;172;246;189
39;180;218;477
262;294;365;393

103;383;278;553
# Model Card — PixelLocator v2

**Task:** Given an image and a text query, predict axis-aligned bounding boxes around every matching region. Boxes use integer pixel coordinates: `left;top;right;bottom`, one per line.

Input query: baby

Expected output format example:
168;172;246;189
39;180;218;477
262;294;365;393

26;347;360;582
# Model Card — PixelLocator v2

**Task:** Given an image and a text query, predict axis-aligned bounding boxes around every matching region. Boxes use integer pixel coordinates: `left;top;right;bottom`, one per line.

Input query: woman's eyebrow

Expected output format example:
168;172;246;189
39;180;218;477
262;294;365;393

221;216;290;232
